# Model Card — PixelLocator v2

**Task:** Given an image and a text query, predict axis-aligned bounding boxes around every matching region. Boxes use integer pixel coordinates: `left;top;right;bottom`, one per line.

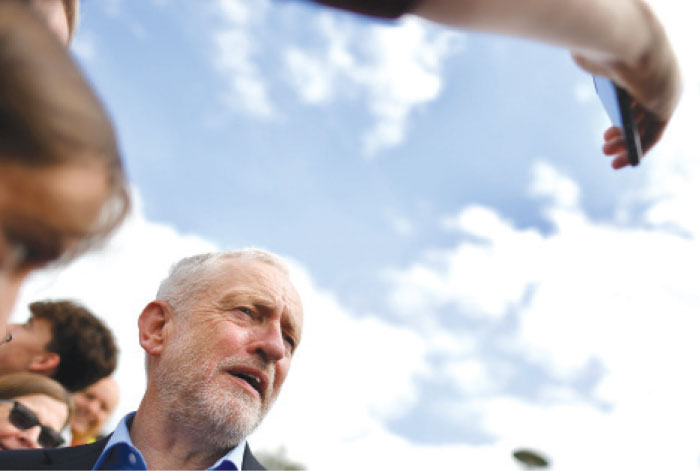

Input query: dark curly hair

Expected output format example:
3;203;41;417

29;300;118;392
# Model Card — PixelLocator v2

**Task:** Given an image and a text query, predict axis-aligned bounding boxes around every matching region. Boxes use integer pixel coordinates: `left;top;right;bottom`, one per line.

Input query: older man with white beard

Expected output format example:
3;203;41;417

0;249;304;470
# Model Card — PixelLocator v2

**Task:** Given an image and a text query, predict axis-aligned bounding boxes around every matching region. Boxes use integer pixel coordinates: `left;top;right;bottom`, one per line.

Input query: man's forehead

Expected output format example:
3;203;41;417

215;258;302;309
218;257;287;286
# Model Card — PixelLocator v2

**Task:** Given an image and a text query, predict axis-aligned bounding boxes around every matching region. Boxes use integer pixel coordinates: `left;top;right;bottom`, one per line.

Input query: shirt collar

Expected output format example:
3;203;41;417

93;411;247;470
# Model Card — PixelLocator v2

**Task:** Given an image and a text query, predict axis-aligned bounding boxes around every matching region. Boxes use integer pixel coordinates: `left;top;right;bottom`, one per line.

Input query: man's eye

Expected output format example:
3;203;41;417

237;307;252;316
284;335;296;351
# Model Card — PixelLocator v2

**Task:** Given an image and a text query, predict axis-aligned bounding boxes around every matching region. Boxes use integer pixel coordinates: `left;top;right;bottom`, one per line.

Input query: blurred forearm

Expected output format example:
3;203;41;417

414;0;647;67
410;0;680;119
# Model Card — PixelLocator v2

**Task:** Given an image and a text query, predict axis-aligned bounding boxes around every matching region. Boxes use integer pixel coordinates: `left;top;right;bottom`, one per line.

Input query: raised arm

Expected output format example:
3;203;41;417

413;0;680;167
316;0;681;168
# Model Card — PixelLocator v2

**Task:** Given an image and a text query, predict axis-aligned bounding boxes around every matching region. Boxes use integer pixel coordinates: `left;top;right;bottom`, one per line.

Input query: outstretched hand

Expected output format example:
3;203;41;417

571;1;681;169
600;98;668;169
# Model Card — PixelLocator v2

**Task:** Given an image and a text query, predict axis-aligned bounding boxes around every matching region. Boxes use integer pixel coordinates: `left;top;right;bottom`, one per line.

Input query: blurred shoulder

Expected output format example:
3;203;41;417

0;438;108;470
0;447;51;470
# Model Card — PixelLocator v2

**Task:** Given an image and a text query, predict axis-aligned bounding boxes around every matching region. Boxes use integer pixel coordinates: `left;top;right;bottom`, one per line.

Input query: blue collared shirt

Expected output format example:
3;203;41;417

93;412;246;470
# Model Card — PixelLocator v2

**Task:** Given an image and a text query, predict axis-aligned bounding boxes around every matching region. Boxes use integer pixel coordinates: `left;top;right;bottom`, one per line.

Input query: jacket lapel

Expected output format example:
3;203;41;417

241;444;266;471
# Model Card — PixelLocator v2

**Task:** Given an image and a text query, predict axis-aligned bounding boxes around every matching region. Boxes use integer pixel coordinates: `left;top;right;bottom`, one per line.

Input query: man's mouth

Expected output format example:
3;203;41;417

227;368;268;398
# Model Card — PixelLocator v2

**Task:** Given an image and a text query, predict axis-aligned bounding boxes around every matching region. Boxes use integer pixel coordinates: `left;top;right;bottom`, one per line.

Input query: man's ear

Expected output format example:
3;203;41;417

138;300;173;356
27;352;60;376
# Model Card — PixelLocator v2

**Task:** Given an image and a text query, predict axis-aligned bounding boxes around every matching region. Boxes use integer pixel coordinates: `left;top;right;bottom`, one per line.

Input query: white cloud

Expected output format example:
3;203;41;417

356;19;457;156
443;358;494;396
529;160;580;209
207;3;460;155
284;14;462;157
212;0;276;118
388;204;544;322
384;147;700;470
284;47;335;104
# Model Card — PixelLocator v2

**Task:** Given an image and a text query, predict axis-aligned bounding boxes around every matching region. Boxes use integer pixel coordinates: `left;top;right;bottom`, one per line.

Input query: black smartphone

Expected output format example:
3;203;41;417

593;75;642;166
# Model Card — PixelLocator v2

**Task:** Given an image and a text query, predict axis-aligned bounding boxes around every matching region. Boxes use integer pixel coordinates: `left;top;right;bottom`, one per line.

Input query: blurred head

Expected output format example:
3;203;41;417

0;0;129;336
139;250;303;448
0;372;71;450
0;300;118;392
70;376;119;445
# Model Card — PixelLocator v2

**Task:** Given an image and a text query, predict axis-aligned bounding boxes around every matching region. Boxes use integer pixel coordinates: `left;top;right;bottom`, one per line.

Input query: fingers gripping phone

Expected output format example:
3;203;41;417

593;75;643;166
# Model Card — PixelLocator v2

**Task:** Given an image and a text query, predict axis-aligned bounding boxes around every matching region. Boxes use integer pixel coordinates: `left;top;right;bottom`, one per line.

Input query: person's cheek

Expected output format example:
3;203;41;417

0;272;26;328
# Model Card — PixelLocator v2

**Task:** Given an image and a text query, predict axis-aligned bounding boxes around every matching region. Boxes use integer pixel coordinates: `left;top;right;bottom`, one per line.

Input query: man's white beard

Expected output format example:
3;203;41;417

183;376;264;450
154;339;277;450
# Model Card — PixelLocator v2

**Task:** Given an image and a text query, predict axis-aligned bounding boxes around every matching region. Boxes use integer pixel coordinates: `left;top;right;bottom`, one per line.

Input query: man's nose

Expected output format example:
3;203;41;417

248;322;285;363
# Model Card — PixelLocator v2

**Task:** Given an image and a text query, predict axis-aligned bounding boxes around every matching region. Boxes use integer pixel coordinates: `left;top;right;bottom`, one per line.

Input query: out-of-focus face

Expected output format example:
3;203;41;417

0;163;108;344
0;316;53;376
70;377;119;442
153;258;303;448
27;0;70;45
0;394;68;450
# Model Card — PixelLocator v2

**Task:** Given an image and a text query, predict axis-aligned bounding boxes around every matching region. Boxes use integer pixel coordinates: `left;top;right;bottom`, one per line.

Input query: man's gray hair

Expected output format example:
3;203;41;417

156;249;290;313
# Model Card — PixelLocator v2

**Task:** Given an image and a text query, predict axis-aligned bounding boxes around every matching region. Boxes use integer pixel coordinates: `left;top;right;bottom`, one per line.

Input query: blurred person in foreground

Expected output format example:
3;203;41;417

0;372;71;450
0;301;118;393
315;0;681;169
0;0;129;342
70;376;119;446
0;249;304;470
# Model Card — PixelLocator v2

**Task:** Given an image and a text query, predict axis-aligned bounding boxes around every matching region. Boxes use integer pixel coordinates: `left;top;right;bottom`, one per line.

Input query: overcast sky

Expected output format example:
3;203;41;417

11;0;700;469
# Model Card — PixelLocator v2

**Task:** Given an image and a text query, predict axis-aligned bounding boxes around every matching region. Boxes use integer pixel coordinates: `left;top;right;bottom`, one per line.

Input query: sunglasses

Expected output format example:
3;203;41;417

0;399;64;448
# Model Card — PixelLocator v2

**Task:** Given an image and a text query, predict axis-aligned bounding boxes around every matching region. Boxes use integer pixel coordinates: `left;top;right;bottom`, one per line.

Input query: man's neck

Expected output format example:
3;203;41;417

128;396;233;470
